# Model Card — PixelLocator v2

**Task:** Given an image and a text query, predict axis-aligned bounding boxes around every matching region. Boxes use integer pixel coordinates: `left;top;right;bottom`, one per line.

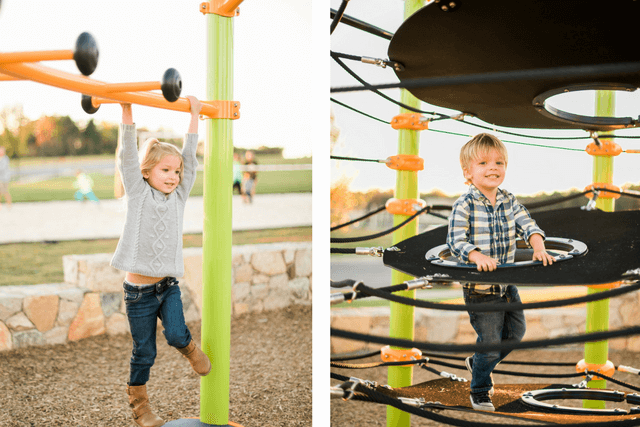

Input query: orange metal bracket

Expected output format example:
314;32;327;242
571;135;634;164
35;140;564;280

576;359;615;380
391;113;429;130
386;154;424;171
385;198;427;216
0;61;239;119
199;0;242;17
584;183;621;200
381;345;422;367
586;140;622;157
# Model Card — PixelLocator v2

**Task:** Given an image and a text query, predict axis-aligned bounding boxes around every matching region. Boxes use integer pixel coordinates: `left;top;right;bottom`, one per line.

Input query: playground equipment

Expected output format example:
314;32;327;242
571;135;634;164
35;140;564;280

0;2;242;426
330;0;640;425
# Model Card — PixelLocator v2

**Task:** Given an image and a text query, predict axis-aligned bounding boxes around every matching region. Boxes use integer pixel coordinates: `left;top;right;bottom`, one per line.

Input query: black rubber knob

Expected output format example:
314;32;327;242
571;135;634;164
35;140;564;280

161;68;182;102
81;94;99;114
73;32;99;76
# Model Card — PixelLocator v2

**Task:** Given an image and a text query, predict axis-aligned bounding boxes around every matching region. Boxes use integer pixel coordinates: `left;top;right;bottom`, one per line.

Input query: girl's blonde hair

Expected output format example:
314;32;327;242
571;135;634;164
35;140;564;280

138;138;184;183
459;133;508;185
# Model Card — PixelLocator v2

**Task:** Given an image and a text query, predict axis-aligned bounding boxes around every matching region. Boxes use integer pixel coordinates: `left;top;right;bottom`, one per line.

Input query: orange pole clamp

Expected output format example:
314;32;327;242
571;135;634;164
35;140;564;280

586;281;622;290
586;140;622;157
0;50;73;64
0;61;240;119
381;345;422;367
584;183;621;200
576;359;615;380
385;198;427;216
386;154;424;171
390;113;429;130
199;0;242;17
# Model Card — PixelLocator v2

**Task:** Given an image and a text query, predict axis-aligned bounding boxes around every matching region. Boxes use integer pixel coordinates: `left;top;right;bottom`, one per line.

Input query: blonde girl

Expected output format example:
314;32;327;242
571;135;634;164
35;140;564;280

112;97;210;427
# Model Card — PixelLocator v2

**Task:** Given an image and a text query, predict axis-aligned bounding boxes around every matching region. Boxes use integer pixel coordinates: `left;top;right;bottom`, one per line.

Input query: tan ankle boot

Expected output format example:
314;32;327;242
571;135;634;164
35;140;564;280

126;385;165;427
177;339;212;376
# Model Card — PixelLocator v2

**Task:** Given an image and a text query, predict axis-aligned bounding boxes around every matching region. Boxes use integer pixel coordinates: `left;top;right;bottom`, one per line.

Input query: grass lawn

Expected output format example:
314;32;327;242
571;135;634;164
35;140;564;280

0;226;311;287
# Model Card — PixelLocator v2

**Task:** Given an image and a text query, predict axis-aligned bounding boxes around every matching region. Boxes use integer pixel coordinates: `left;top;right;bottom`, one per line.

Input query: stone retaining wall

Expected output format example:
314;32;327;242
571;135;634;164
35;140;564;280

330;287;640;354
0;242;311;352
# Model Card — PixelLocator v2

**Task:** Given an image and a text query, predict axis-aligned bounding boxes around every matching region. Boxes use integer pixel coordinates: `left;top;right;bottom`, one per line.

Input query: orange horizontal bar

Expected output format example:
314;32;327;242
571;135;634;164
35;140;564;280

106;82;161;93
0;73;22;81
0;50;73;64
0;61;239;119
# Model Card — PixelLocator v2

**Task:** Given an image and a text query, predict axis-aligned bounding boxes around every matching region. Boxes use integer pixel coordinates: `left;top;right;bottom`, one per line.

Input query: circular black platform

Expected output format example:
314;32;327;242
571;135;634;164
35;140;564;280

387;0;640;130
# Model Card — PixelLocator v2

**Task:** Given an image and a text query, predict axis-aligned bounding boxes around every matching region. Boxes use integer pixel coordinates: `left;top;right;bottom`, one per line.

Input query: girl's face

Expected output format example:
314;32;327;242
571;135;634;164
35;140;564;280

463;148;506;195
143;155;182;195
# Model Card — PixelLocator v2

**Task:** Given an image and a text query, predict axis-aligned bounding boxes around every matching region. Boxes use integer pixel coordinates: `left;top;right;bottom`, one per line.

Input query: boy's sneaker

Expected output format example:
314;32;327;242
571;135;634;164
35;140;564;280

465;356;494;396
470;390;495;411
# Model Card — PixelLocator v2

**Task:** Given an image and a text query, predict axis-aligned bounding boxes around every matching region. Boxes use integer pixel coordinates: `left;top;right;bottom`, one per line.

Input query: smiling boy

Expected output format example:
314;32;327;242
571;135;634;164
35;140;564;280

447;133;554;411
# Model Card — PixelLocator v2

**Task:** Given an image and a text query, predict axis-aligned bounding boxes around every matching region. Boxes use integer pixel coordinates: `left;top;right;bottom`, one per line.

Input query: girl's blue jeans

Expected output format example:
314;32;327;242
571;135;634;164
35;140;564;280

463;284;526;394
124;277;192;386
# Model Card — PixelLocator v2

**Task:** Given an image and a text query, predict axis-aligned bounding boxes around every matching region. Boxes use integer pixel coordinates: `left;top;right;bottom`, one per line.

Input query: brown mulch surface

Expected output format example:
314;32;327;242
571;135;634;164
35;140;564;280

332;347;640;426
0;305;311;427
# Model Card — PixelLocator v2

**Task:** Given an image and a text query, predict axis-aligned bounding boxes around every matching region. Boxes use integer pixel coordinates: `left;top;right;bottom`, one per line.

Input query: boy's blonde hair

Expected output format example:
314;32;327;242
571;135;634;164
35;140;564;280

139;138;184;183
459;133;508;185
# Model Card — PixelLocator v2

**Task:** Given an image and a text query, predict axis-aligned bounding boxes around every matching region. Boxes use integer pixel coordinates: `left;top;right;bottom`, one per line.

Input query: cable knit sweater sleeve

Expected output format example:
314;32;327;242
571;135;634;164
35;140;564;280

118;123;146;197
176;133;199;201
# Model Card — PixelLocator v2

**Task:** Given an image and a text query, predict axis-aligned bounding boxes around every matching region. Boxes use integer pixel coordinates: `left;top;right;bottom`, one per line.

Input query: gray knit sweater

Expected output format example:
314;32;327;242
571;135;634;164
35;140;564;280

110;124;198;277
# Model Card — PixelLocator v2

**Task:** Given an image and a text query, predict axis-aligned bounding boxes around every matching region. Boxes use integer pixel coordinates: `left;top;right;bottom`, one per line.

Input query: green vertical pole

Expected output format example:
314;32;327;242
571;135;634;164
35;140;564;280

201;12;234;425
387;2;424;427
583;90;615;409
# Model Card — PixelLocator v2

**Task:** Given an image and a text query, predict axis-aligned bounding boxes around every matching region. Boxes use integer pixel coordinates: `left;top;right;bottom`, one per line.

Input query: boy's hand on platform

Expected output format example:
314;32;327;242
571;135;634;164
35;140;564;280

468;251;498;272
533;250;555;266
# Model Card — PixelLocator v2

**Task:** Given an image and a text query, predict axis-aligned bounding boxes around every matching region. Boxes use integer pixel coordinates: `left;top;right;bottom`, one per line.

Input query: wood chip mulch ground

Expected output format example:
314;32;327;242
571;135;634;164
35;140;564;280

0;305;311;427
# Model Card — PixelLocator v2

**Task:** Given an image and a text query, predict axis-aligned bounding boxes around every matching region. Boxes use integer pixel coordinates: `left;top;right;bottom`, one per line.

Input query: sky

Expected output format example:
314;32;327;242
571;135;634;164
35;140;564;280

330;0;640;196
0;0;312;158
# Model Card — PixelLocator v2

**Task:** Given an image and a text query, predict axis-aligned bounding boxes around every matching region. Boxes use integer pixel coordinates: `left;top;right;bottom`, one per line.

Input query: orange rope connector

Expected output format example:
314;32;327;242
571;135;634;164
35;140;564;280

390;113;429;130
584;183;621;200
385;154;424;171
381;345;422;367
576;359;615;380
386;198;427;216
586;140;622;157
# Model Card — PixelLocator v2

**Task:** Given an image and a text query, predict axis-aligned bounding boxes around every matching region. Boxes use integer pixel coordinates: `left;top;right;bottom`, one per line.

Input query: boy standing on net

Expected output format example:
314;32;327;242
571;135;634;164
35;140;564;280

447;133;555;412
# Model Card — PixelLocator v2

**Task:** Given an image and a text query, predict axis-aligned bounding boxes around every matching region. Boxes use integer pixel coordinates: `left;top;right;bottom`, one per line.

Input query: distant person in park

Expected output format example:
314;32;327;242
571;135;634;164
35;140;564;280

113;97;211;427
242;149;258;203
73;169;99;204
447;133;555;412
0;146;12;210
232;151;243;195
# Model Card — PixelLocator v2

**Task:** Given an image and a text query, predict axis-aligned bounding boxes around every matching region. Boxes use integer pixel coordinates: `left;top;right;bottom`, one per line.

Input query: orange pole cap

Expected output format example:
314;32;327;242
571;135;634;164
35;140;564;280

381;345;422;367
586;140;622;157
199;0;242;17
584;183;621;200
390;113;429;130
386;154;424;171
576;359;615;380
385;198;427;216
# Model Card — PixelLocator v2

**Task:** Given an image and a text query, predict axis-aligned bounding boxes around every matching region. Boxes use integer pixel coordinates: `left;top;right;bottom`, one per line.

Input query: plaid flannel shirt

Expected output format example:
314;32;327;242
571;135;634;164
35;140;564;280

447;185;545;295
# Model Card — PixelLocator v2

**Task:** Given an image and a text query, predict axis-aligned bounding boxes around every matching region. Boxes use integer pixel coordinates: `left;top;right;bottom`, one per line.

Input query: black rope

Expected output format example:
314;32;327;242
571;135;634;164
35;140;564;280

329;1;350;35
331;324;640;354
331;52;448;118
524;190;591;210
329;9;394;40
331;247;357;254
330;206;429;243
426;359;583;379
330;205;386;231
588;371;640;394
330;155;382;163
332;358;429;370
331;61;640;94
330;97;391;124
355;281;640;312
421;352;577;367
331;349;381;362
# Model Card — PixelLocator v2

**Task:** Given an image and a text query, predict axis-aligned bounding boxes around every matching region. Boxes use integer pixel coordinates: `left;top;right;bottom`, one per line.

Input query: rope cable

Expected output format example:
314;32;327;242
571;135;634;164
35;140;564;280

330;206;429;243
331;97;390;124
330;0;350;35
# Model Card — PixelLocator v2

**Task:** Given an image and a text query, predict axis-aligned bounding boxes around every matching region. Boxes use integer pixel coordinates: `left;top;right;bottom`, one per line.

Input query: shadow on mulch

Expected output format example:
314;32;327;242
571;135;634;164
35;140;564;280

0;305;311;427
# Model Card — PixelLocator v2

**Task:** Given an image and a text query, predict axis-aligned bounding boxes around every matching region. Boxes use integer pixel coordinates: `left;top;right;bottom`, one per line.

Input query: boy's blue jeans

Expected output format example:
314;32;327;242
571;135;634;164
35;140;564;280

124;278;192;386
463;284;526;394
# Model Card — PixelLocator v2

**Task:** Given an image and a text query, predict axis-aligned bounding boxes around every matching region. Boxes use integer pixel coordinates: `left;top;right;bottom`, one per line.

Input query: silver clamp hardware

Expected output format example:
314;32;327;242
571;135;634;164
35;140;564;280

582;187;600;211
360;56;404;72
573;372;593;389
439;371;468;382
398;397;426;408
589;130;603;148
355;247;384;257
404;277;433;290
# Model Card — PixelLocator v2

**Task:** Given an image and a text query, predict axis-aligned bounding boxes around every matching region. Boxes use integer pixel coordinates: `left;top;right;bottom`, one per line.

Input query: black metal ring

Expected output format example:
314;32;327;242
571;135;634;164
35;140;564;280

520;388;640;415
